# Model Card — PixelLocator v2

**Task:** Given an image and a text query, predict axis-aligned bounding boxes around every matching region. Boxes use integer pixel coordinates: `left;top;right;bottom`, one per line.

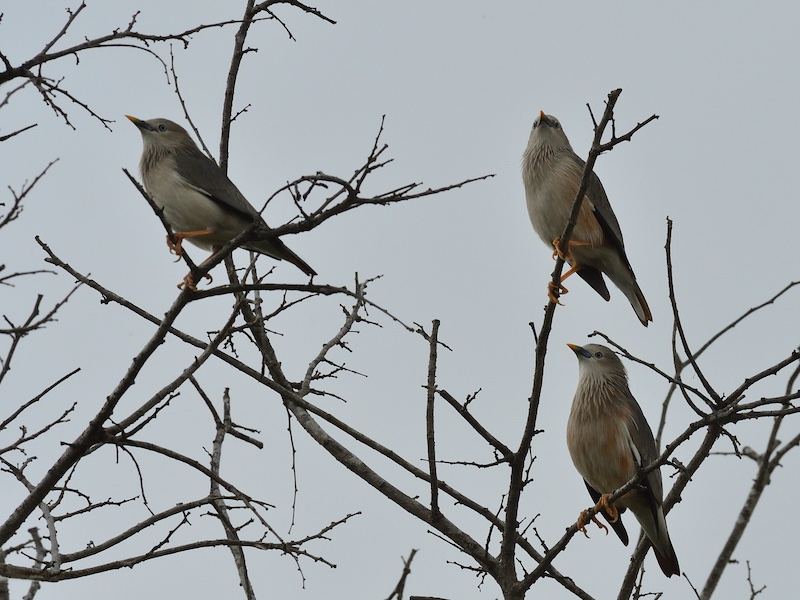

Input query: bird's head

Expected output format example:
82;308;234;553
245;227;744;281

567;343;628;387
527;110;573;152
126;116;197;153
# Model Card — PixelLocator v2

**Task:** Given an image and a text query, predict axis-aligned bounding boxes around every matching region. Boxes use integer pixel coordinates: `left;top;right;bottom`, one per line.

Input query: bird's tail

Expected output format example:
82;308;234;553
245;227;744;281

627;280;652;327
651;508;680;577
247;237;317;277
608;267;652;326
653;538;681;578
638;504;680;577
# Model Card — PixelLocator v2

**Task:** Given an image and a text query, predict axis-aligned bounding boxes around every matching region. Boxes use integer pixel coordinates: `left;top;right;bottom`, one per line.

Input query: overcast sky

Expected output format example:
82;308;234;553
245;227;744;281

2;2;799;599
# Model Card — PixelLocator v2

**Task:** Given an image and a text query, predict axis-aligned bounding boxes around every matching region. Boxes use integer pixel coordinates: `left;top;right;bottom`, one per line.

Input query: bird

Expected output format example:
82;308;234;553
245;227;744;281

521;111;652;326
565;343;679;577
126;116;316;287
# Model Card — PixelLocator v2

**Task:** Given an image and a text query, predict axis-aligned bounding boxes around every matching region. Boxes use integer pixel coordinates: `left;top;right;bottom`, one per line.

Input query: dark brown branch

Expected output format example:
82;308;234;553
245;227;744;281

0;536;339;581
426;319;441;521
2;159;59;229
0;123;37;142
208;388;256;600
0;238;199;546
437;390;513;459
700;361;800;599
0;369;80;433
385;548;418;600
664;218;721;404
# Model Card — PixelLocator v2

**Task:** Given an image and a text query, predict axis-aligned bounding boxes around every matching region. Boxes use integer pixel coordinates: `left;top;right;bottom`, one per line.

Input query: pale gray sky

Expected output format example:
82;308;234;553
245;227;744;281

2;2;798;599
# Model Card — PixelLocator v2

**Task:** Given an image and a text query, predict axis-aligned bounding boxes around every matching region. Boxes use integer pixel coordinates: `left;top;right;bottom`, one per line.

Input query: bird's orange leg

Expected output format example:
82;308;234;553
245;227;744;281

548;238;593;305
576;494;620;538
547;264;580;305
548;281;568;305
179;273;199;291
551;237;592;262
167;229;215;258
595;493;619;523
576;509;609;538
177;252;217;290
172;242;218;291
178;271;213;291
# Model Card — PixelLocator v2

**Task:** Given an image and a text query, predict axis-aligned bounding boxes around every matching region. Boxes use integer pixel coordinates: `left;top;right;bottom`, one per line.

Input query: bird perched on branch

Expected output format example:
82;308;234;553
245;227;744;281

127;116;316;288
521;111;651;326
566;343;679;577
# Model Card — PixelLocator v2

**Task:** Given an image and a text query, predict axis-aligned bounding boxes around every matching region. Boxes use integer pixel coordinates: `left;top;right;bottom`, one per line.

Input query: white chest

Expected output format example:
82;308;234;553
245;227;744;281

142;160;229;236
522;153;604;247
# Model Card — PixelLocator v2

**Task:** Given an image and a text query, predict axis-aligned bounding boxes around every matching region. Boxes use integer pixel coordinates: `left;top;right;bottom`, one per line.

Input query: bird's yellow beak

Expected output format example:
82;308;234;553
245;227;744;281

126;115;154;132
539;110;547;121
567;343;591;359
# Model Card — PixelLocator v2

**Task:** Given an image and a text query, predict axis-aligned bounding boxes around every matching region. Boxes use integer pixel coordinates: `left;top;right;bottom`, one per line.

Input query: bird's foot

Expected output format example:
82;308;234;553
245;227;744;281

178;271;213;291
552;237;592;261
167;234;184;259
547;281;569;305
168;229;215;259
551;237;567;261
595;493;619;523
577;509;608;538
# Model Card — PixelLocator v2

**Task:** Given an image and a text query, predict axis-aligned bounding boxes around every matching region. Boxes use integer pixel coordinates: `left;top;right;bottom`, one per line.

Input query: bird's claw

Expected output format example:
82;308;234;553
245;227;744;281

551;237;567;261
547;281;569;305
178;276;197;291
552;237;592;264
576;509;608;538
167;234;184;258
168;229;213;259
576;495;618;538
178;271;213;291
596;493;619;523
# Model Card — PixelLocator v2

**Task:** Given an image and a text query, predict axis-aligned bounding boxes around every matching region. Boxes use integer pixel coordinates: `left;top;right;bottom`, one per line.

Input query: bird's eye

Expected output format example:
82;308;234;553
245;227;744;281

157;124;167;132
594;351;603;358
553;122;561;129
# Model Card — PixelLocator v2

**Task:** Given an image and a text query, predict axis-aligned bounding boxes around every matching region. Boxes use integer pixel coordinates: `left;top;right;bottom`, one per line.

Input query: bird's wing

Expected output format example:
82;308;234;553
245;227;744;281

583;479;629;545
565;153;630;258
174;150;261;222
172;148;316;277
624;391;665;519
625;391;680;576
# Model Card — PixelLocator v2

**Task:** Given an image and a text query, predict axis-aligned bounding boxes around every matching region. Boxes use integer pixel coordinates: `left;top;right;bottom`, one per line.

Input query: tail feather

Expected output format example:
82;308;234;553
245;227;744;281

630;281;652;326
631;501;679;577
653;539;680;577
575;247;652;325
247;238;317;277
650;507;680;577
608;267;652;326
